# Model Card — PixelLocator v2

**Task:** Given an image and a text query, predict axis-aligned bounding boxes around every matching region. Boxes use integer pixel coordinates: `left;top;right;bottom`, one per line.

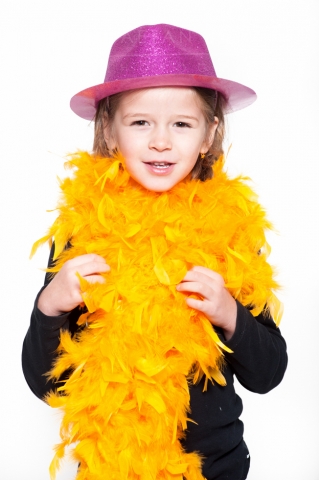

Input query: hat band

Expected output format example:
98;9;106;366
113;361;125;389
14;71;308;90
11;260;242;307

105;53;216;82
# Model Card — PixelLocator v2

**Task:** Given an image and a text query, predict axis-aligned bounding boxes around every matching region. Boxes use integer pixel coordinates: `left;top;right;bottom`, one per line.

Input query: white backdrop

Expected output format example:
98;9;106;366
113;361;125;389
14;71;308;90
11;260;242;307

1;1;318;479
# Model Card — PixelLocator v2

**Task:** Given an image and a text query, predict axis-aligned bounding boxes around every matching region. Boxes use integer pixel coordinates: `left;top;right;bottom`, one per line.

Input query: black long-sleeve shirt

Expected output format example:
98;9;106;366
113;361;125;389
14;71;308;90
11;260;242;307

22;251;287;480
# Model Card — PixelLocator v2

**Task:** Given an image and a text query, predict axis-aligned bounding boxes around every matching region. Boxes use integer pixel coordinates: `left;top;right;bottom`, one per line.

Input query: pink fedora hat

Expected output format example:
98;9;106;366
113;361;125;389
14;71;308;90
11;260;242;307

70;24;256;120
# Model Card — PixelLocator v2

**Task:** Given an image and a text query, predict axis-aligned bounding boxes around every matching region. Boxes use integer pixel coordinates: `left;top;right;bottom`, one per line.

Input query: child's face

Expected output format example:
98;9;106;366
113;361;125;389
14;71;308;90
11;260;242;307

105;87;218;192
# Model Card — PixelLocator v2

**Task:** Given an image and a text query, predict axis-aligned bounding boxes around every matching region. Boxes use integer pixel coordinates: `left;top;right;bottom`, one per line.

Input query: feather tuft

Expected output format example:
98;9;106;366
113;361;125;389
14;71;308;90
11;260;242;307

34;151;282;479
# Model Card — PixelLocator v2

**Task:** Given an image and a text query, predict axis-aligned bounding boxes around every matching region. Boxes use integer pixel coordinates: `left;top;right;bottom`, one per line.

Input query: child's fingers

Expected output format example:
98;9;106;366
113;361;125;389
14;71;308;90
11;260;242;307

180;270;211;285
75;260;110;278
190;266;224;283
176;267;235;329
186;297;211;315
61;256;110;284
83;274;106;284
176;280;214;301
64;253;109;269
178;269;219;289
185;297;204;309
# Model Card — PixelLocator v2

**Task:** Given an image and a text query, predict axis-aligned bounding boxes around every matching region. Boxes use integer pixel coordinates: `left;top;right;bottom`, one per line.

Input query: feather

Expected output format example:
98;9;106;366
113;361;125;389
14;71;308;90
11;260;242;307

33;151;282;479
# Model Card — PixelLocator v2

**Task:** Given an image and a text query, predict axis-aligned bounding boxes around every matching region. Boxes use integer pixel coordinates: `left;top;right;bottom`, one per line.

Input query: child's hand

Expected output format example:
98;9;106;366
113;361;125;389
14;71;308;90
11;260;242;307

176;266;237;340
37;254;110;317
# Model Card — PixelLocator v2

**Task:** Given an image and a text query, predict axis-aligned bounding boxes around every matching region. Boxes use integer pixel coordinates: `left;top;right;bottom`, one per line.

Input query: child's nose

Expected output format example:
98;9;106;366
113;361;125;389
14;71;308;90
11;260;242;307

148;127;172;151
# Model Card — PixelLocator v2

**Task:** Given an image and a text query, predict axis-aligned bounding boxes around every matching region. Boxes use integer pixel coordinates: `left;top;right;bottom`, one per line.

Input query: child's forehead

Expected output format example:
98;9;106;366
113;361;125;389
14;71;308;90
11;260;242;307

117;87;201;109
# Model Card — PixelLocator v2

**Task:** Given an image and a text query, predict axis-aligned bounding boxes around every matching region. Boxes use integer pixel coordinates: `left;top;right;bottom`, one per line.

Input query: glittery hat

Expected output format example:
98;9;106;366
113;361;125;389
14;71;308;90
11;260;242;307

70;24;256;120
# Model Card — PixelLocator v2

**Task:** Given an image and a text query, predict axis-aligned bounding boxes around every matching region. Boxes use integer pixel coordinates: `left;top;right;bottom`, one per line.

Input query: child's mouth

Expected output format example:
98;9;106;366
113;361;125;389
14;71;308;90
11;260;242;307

143;162;175;175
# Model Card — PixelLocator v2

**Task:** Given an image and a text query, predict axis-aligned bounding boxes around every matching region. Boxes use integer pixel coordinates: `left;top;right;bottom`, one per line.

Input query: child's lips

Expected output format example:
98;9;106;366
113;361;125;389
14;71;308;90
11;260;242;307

143;161;176;175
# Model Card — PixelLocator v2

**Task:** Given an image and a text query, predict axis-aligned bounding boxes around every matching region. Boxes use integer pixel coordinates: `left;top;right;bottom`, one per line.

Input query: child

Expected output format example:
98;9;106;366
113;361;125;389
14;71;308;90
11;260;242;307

22;24;287;480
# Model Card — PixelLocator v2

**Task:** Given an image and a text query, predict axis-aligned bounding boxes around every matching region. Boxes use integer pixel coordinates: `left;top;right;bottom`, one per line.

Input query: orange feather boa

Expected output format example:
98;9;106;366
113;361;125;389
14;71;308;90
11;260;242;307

33;152;282;480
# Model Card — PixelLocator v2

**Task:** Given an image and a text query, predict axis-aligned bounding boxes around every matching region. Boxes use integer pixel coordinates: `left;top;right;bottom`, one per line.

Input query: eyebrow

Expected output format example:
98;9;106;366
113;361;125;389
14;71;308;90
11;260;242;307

176;115;199;121
123;113;199;121
123;113;149;119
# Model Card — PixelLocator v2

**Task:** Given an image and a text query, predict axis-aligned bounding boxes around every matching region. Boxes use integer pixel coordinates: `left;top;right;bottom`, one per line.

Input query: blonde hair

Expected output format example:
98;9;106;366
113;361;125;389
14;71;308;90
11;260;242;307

93;87;225;181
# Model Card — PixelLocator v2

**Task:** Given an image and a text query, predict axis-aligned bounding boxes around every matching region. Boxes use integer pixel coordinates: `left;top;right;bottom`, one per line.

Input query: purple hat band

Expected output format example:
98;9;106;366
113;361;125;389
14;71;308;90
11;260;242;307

70;24;256;120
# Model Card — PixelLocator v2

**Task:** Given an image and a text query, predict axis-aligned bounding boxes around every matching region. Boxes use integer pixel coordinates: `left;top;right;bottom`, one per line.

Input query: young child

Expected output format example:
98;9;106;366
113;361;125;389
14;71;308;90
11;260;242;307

22;24;287;480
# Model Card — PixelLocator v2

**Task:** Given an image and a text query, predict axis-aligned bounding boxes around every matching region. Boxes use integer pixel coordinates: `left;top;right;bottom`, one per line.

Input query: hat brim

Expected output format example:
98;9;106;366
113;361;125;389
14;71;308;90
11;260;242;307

70;74;256;120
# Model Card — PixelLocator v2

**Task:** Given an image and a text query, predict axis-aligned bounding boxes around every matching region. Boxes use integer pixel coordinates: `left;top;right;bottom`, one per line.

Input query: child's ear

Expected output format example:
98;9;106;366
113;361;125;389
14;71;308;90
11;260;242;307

103;123;117;151
201;116;219;153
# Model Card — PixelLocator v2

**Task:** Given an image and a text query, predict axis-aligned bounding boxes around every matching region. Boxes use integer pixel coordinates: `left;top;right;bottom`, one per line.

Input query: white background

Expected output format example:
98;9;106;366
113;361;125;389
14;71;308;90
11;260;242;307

1;1;318;479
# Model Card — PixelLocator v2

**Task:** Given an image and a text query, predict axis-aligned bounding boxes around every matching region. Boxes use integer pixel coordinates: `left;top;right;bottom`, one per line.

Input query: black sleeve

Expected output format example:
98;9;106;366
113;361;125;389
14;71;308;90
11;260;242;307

220;301;288;394
22;244;82;400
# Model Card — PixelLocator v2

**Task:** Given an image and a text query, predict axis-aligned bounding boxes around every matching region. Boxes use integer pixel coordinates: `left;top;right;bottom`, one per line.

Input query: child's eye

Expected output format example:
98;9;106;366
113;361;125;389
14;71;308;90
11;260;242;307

174;122;191;128
131;120;148;126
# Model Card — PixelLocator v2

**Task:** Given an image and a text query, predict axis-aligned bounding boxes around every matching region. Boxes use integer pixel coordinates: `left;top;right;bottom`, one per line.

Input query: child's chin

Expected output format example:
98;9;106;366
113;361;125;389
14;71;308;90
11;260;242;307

133;175;178;192
141;180;177;192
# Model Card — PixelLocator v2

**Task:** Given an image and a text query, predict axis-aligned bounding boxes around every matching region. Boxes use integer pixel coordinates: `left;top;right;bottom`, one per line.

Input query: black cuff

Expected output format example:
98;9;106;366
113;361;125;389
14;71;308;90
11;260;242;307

222;300;249;350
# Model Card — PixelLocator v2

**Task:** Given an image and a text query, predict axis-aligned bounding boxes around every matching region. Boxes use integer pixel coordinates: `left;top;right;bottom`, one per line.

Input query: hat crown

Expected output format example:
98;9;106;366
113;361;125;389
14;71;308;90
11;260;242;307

70;23;257;120
104;24;216;82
